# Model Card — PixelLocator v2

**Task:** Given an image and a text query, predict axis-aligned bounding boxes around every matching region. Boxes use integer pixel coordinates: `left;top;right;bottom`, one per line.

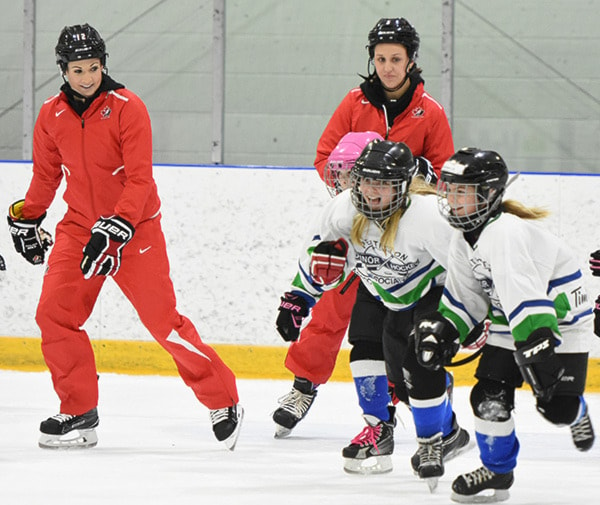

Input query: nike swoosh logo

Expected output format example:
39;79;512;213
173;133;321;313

55;109;66;117
361;100;369;104
139;246;152;254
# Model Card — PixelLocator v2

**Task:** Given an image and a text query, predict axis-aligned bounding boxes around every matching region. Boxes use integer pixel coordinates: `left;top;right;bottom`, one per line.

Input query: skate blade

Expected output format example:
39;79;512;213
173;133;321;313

223;406;244;451
274;424;292;439
451;489;510;503
343;455;392;475
426;477;439;493
38;428;98;450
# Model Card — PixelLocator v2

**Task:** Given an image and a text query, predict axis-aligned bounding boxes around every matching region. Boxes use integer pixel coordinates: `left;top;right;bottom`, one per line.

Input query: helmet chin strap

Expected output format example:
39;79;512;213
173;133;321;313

381;62;415;94
382;79;407;93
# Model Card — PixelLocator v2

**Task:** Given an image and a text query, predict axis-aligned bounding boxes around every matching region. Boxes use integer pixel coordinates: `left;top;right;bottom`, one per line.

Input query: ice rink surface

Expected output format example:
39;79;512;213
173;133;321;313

0;370;598;504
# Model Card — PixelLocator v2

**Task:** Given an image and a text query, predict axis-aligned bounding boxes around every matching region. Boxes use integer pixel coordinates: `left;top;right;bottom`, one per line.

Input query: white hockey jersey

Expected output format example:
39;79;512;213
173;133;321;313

291;190;453;312
440;211;592;352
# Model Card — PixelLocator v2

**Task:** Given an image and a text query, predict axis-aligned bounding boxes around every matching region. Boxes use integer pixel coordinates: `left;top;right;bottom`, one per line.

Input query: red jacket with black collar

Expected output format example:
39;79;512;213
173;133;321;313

314;82;454;179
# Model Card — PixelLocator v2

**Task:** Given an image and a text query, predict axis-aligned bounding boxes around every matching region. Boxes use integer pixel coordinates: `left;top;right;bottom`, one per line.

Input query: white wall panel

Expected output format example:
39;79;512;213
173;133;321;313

1;162;600;356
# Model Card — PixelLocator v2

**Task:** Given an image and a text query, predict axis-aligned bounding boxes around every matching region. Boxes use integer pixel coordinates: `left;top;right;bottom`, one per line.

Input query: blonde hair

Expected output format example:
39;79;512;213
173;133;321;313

502;199;550;219
350;176;437;253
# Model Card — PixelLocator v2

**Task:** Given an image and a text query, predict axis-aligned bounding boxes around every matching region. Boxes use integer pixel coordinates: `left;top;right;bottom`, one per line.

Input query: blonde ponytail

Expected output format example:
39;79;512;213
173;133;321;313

502;199;550;220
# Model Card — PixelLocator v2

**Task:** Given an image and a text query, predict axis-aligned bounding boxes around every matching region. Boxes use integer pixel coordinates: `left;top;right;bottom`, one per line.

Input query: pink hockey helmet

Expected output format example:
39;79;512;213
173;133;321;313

325;131;384;197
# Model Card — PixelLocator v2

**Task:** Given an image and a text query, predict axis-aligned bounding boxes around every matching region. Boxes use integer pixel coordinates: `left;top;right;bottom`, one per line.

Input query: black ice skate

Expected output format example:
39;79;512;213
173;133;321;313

210;403;244;451
272;377;317;438
342;407;395;475
570;402;595;451
38;408;99;449
411;415;471;473
415;432;444;492
451;466;514;503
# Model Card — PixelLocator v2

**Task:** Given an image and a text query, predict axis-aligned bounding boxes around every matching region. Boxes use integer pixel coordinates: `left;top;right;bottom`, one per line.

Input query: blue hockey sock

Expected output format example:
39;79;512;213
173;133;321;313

410;395;447;438
442;400;455;437
350;360;390;421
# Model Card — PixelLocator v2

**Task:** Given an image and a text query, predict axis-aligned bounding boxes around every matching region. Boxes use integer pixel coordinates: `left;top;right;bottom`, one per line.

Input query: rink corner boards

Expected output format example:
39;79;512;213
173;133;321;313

1;336;599;392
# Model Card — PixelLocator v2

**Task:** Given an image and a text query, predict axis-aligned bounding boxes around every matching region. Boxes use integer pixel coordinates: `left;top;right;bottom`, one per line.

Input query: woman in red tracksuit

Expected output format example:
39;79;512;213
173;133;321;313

7;24;242;451
273;17;454;439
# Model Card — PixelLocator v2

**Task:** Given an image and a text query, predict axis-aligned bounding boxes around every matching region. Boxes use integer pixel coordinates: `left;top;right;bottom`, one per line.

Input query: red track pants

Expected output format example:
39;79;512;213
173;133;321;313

284;277;359;385
36;214;239;415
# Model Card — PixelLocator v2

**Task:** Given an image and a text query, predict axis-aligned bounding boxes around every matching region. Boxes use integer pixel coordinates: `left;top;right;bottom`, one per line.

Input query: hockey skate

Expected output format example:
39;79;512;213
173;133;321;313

342;407;395;475
210;403;244;451
38;408;99;449
272;377;317;438
414;432;444;492
411;415;471;473
570;402;595;451
451;466;514;503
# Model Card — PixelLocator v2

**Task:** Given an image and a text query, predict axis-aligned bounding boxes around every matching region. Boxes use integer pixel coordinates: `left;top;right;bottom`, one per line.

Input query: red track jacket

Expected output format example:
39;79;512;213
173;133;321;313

314;82;454;178
23;87;160;227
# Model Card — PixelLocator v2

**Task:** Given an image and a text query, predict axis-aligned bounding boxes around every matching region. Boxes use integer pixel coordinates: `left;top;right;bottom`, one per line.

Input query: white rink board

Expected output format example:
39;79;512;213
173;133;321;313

1;162;600;356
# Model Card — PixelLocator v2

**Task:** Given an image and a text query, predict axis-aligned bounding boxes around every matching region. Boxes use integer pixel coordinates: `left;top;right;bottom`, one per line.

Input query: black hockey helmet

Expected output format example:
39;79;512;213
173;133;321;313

437;147;509;231
367;18;420;60
350;140;415;221
55;24;107;72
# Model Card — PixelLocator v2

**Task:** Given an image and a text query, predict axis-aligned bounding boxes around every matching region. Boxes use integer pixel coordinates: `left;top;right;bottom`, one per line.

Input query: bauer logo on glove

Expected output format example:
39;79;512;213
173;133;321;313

275;291;313;342
80;215;135;279
7;199;54;265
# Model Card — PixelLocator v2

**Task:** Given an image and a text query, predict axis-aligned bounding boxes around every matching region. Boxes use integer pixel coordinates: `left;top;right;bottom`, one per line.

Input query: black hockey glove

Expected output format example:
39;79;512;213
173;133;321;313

594;296;600;338
80;215;135;279
514;328;565;403
589;250;600;277
414;312;460;371
7;199;54;265
276;292;311;342
413;156;438;185
310;238;348;285
0;253;5;271
462;320;489;350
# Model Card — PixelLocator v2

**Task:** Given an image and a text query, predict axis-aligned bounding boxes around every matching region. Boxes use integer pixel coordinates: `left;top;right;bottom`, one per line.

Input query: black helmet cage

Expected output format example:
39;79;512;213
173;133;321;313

350;140;415;221
367;18;420;61
56;24;107;72
437;148;509;232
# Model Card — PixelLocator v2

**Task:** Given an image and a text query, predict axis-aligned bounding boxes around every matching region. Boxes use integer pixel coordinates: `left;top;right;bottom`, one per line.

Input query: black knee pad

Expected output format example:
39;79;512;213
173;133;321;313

350;340;385;363
470;379;514;422
536;395;580;425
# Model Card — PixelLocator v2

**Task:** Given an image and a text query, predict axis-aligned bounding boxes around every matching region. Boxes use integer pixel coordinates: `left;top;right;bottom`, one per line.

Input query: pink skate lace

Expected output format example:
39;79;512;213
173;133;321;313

350;425;383;452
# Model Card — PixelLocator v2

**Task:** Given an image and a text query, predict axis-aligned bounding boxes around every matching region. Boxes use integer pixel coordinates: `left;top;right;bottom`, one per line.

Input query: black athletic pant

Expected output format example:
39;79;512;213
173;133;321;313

347;280;447;404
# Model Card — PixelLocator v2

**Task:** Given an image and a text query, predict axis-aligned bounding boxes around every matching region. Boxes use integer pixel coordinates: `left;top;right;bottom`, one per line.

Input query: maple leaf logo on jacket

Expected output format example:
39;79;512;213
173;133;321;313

100;106;112;119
